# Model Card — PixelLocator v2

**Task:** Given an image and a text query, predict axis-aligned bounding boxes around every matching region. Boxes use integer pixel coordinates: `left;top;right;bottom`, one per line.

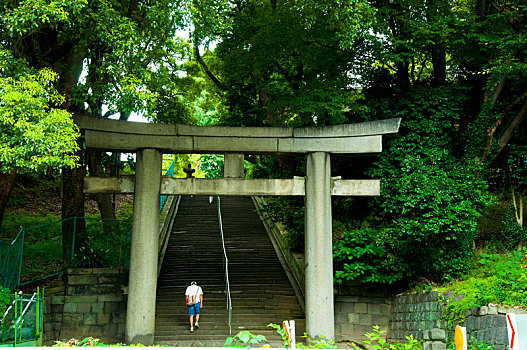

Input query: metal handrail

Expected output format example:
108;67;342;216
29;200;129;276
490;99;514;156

217;196;232;335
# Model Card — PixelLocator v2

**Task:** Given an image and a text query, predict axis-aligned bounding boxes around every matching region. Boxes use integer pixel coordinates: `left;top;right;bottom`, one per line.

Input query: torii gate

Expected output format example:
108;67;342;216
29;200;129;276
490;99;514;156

75;114;400;345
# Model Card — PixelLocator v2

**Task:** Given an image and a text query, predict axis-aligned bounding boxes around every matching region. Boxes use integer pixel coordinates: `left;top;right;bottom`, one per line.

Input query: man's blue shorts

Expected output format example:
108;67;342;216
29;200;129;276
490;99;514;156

187;302;200;316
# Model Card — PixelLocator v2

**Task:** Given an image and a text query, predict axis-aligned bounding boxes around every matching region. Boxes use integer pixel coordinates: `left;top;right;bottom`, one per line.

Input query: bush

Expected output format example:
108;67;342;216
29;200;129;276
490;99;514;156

333;228;404;284
368;87;493;283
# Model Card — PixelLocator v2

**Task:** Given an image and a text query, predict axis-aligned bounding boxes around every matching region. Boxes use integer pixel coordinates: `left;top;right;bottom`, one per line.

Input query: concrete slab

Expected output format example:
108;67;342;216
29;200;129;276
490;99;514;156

84;130;194;152
160;178;305;196
84;176;135;194
193;136;278;153
293;118;401;138
85;177;381;197
178;124;293;138
75;114;176;135
277;136;382;154
332;179;380;196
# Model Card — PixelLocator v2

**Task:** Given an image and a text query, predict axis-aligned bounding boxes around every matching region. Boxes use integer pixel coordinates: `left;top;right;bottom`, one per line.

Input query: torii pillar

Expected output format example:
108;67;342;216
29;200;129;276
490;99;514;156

305;152;334;340
126;149;162;344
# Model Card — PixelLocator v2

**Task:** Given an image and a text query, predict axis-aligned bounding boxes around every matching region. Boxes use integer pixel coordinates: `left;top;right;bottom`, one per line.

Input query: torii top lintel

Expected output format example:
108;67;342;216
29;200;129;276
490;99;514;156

75;114;401;155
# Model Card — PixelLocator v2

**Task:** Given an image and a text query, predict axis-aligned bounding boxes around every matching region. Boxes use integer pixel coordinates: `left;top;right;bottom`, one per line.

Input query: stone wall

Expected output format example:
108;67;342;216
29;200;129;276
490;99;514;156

387;292;527;349
44;268;128;345
334;283;392;341
388;292;443;341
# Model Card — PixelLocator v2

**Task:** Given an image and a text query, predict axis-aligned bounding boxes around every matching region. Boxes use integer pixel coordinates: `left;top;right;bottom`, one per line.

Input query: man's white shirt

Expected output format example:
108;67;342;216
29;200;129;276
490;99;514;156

185;285;203;302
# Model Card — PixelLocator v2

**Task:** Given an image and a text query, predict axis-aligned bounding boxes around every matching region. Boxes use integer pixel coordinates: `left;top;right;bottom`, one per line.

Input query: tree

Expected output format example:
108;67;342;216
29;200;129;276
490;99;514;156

0;0;196;259
0;55;79;229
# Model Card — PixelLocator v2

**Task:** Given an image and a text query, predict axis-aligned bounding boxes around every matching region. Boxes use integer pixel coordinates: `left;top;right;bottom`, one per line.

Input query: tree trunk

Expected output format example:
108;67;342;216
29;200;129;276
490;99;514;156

62;143;86;262
87;150;117;221
431;44;446;86
0;168;17;231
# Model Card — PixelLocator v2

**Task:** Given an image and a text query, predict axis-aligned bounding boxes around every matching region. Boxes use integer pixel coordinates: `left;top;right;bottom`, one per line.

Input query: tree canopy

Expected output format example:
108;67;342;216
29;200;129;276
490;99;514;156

1;0;526;283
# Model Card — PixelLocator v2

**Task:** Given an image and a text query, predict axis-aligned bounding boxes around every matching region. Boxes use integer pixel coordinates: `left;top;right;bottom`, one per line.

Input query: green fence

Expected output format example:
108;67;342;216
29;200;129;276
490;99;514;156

0;289;43;347
0;217;131;290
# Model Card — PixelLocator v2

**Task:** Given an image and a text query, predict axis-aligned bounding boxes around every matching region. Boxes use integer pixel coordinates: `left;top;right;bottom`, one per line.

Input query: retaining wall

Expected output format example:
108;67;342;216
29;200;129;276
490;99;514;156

44;268;128;345
387;291;527;349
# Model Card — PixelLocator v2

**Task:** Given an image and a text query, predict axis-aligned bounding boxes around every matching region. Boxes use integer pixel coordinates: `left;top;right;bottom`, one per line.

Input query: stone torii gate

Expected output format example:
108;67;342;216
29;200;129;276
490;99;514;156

75;115;400;345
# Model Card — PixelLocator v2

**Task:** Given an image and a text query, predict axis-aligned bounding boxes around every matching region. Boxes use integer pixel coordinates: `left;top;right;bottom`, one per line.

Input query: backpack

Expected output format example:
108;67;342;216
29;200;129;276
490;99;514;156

187;286;200;306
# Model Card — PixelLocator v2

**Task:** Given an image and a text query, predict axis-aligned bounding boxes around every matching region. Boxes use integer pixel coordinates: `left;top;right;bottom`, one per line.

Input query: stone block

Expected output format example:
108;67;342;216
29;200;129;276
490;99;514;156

430;328;446;341
104;323;118;335
463;316;474;330
479;306;489;316
369;303;381;315
359;314;373;326
372;315;388;327
65;295;98;303
492;314;506;328
428;341;446;350
103;301;123;313
498;305;508;314
93;268;119;274
63;302;77;313
84;313;97;325
338;302;355;313
51;304;64;314
380;303;391;315
117;323;125;335
347;313;360;324
87;325;105;335
69;268;93;274
91;302;104;314
423;330;430;340
68;274;98;285
355;303;368;314
98;276;118;284
111;312;126;323
62;313;83;324
336;295;359;303
488;305;498;315
335;311;347;323
77;302;91;313
51;296;65;304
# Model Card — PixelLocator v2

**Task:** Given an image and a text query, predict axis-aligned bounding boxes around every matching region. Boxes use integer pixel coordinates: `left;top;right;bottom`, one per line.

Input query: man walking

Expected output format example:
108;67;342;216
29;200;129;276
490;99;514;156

185;281;203;333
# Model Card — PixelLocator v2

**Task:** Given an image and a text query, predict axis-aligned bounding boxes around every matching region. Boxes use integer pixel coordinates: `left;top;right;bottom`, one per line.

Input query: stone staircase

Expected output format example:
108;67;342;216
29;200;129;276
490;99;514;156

155;195;305;347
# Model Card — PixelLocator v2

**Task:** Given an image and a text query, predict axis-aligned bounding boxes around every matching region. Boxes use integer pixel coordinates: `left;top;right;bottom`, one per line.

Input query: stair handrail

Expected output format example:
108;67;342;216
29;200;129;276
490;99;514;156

217;196;232;335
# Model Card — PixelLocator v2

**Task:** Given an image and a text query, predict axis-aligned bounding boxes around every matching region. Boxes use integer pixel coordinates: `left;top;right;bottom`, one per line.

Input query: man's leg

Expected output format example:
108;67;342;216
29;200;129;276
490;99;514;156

189;315;194;330
195;303;200;326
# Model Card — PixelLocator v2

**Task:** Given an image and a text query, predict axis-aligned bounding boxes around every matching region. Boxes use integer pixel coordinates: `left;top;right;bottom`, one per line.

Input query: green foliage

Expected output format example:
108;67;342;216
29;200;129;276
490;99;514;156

0;212;59;241
501;207;527;248
447;335;495;350
355;325;421;350
333;229;403;284
0;60;79;173
438;249;527;323
53;336;163;346
268;323;337;349
368;87;494;283
0;286;11;316
298;335;337;350
267;323;290;347
225;330;267;348
199;154;224;179
258;198;304;251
